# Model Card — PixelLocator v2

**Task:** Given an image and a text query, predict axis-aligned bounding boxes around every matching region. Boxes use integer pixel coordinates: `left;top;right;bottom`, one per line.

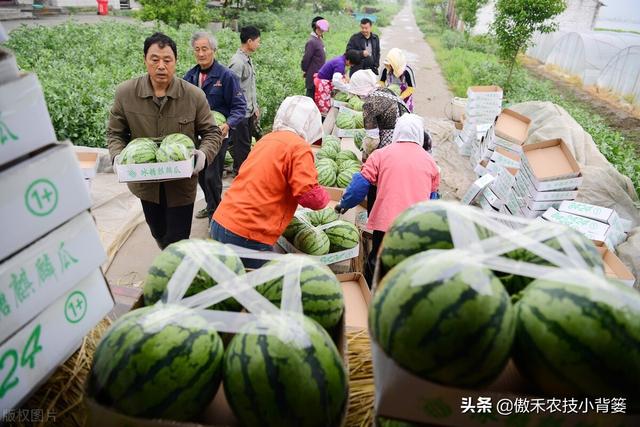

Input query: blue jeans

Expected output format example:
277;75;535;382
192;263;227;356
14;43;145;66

210;221;272;269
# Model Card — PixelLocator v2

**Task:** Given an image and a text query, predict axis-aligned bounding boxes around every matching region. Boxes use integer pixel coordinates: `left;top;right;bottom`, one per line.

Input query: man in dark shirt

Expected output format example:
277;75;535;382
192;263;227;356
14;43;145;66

346;18;380;76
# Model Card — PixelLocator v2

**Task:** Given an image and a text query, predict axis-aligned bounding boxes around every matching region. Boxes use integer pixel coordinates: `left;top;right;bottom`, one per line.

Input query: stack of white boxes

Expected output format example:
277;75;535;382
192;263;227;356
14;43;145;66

455;86;503;157
0;28;114;412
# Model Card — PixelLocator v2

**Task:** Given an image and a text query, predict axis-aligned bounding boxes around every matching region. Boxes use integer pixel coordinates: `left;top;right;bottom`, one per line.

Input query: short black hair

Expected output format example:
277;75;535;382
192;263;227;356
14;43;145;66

144;32;177;59
360;18;373;26
345;49;362;66
312;16;324;30
240;26;261;44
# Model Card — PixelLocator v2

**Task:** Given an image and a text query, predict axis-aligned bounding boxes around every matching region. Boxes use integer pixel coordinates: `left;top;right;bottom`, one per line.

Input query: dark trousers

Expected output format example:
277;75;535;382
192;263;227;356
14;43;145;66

210;220;272;269
198;137;229;217
367;185;377;215
364;230;385;288
140;184;194;250
305;85;315;99
231;116;254;175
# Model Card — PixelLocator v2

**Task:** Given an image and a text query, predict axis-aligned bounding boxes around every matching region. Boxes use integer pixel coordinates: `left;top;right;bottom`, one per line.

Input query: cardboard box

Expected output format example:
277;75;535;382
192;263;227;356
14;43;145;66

0;270;114;411
474;159;489;176
0;212;106;343
114;154;194;183
467;85;503;100
277;235;360;266
494;109;531;145
331;99;349;109
490;147;521;169
542;208;611;243
558;201;627;233
521;139;583;191
489;165;517;200
482;186;504;209
0;74;57;167
337;272;371;331
0;46;19;85
461;174;495;205
0;143;92;262
477;193;500;212
372;341;639;426
519;204;546;219
596;247;635;287
526;199;562;212
76;151;99;179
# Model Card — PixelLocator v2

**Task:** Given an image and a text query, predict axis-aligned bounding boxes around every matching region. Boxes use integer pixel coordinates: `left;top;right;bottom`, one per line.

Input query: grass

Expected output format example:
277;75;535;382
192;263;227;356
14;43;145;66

414;2;640;195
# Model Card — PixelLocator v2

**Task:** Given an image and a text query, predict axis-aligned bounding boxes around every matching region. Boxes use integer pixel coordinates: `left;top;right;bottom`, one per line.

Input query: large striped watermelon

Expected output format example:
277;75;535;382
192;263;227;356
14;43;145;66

348;96;364;112
294;227;330;255
513;272;640;409
336;112;356;130
322;135;341;153
370;251;515;387
339;159;361;172
162;133;195;150
354;129;365;151
316;146;339;161
283;215;312;241
317;164;337;187
143;239;245;311
354;112;364;129
335;150;359;167
324;220;359;252
307;207;339;226
255;256;344;330
156;141;190;162
223;315;348;427
334;91;351;102
336;169;357;188
120;138;157;164
87;305;224;421
316;157;339;173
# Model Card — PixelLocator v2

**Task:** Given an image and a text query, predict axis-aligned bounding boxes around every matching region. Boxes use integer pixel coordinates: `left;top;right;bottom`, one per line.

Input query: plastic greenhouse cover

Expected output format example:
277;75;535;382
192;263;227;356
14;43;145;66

597;45;640;103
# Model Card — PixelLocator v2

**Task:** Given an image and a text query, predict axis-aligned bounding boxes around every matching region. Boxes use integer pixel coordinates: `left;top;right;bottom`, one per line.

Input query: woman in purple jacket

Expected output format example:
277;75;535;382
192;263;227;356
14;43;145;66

301;17;329;99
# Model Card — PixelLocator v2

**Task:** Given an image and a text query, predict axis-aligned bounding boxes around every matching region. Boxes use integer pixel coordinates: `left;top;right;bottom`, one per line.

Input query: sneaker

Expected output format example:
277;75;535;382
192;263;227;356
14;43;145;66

195;208;210;219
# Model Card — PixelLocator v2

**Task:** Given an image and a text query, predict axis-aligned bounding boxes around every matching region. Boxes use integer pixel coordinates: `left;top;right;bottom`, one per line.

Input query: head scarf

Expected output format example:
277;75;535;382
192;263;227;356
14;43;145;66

392;113;424;146
384;48;407;78
316;19;330;32
272;96;323;143
348;69;378;97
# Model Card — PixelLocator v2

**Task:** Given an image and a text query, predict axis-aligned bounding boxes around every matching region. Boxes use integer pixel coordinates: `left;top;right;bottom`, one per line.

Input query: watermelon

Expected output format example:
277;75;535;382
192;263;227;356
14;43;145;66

348;96;364;112
336;169;356;188
212;110;226;125
336;112;356;129
512;272;640;408
283;215;312;241
324;220;359;252
339;159;362;172
334;91;351;102
354;129;365;151
120;138;157;164
335;150;359;166
294;227;330;255
388;84;402;96
322;135;341;152
255;256;344;330
223;315;348;427
224;150;233;168
317;162;338;187
315;157;339;173
370;251;515;387
162;133;195;150
143;239;245;311
354;112;364;129
316;146;338;161
307;207;339;226
87;304;224;421
156;141;190;163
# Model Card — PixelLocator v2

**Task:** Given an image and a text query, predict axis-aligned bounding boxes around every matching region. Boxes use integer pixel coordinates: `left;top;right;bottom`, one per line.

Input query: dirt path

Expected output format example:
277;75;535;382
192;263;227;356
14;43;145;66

378;2;452;119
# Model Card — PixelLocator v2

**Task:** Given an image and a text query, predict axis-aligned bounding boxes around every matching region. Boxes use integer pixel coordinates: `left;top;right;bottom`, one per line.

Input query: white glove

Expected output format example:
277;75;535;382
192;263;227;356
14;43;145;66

193;149;206;175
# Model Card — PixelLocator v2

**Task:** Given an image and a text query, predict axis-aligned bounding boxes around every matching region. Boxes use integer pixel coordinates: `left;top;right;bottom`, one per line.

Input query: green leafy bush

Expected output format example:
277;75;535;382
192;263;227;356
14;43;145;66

137;0;213;27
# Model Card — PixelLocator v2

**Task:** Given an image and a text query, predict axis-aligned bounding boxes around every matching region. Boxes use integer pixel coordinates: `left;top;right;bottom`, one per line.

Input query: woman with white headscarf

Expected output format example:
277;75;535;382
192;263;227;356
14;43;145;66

379;48;416;112
211;96;330;267
335;114;440;285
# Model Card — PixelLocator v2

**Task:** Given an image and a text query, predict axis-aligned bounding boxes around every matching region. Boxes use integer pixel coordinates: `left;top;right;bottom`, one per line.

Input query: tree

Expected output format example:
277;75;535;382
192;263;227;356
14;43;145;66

457;0;488;36
491;0;566;89
138;0;212;27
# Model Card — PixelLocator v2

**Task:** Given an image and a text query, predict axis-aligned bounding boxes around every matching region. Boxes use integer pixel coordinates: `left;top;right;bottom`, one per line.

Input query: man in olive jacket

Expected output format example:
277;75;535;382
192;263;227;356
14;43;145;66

108;32;222;249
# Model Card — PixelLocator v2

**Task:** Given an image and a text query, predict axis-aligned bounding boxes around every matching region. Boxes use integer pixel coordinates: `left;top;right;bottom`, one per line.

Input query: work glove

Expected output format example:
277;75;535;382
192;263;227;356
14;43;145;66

334;204;348;215
193;149;206;175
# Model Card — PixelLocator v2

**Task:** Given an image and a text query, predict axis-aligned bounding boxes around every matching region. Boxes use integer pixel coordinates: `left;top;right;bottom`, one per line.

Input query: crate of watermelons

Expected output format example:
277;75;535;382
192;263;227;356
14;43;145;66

369;200;640;426
114;133;195;183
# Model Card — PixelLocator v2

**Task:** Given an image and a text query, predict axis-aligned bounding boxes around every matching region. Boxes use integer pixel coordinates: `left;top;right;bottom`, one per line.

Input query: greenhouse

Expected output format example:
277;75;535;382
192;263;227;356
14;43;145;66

597;45;640;103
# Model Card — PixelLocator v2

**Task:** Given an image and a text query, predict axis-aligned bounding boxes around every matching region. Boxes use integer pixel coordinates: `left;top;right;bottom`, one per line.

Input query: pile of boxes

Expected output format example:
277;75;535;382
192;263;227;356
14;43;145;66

455;86;503;156
0;28;114;411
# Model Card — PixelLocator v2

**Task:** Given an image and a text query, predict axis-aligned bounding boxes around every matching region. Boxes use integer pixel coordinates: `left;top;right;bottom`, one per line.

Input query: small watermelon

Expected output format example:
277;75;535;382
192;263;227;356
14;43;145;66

224;150;233;168
156;141;190;162
255;256;345;330
120;138;157;164
212;110;227;125
87;304;224;421
322;135;341;153
336;112;356;130
317;164;337;187
354;112;364;129
348;96;364;112
162;133;195;150
315;157;339;173
143;239;245;311
223;315;348;427
294;227;330;255
283;215;312;241
307;207;339;226
388;84;402;96
370;251;515;387
334;91;351;102
335;150;359;167
340;159;362;172
324;220;359;252
336;169;357;188
316;146;338;161
353;129;365;151
512;271;640;408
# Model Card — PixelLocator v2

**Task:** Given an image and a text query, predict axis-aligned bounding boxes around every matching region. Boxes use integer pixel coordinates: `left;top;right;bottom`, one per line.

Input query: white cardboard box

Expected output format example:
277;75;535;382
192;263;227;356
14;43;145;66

490;165;517;200
0;143;91;261
0;269;114;411
482;186;504;209
461;174;495;205
521;139;583;191
491;147;521;169
76;151;99;179
558;200;628;233
0;46;20;86
477;193;500;212
277;236;359;266
597;247;635;287
518;169;578;202
542;208;611;243
494;109;530;145
0;23;7;43
114;154;194;183
526;199;562;212
467;85;503;100
0;212;106;343
0;74;57;167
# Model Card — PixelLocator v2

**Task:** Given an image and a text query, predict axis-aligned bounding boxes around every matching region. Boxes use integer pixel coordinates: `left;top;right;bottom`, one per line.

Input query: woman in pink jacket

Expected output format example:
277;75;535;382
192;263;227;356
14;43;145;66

335;113;440;285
